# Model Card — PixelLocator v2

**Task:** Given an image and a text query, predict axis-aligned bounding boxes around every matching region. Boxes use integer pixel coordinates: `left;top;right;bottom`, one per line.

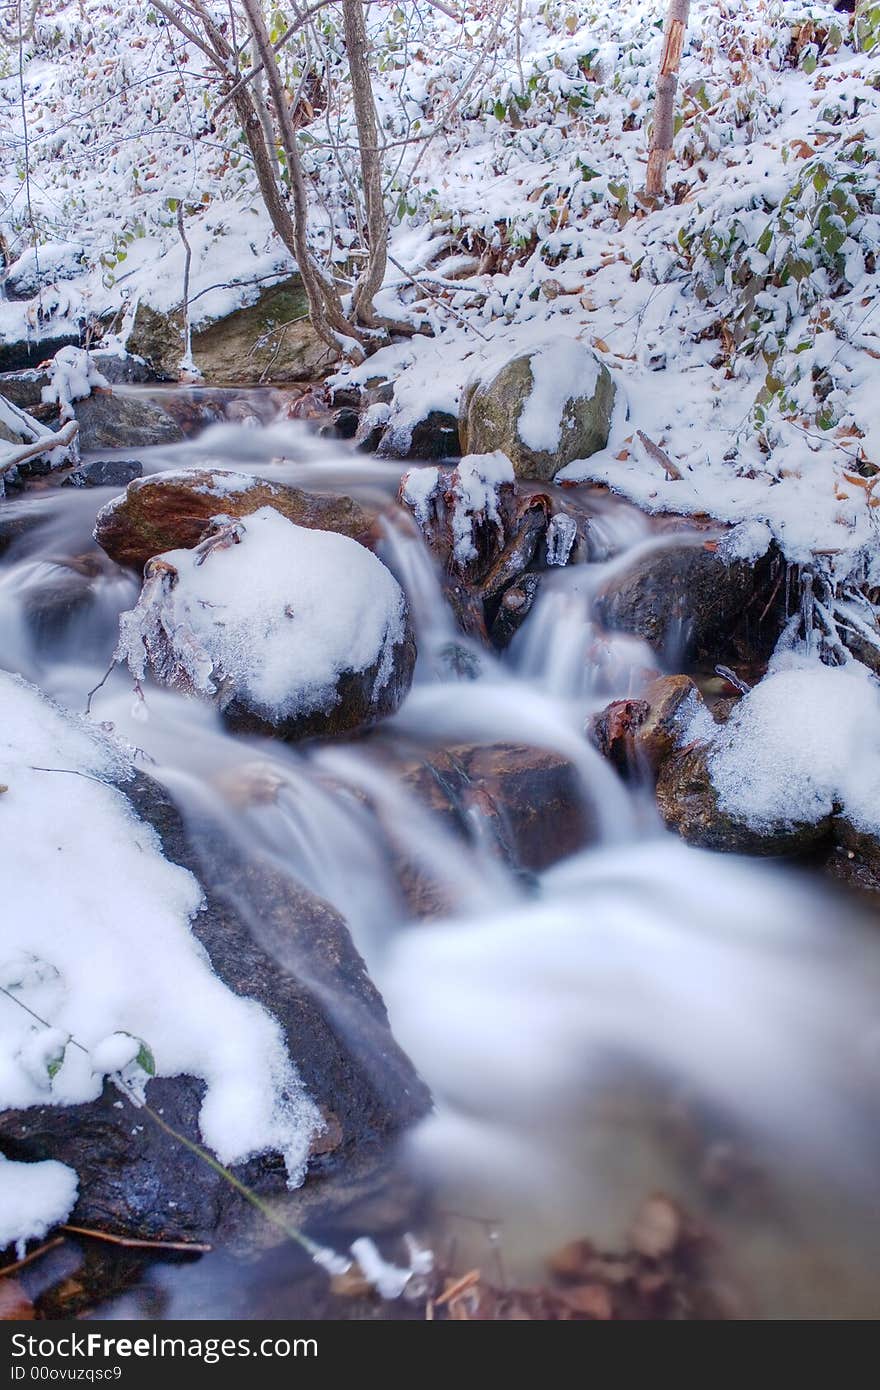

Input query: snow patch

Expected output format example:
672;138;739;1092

0;1155;78;1255
41;347;109;422
518;340;601;453
705;656;880;835
401;465;441;527
450;451;513;565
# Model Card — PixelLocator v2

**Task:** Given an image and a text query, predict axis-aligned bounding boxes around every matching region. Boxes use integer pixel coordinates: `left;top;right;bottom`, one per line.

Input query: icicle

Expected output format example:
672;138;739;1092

800;569;815;657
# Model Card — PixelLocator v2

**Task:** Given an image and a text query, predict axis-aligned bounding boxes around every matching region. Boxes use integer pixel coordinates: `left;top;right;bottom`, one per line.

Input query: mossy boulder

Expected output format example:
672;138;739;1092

126;278;329;383
459;341;616;480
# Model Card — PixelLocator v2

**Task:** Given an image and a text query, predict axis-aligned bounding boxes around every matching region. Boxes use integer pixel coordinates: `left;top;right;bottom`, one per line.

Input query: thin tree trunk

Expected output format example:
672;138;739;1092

341;0;387;325
240;0;362;350
645;0;691;198
250;42;280;183
176;203;195;373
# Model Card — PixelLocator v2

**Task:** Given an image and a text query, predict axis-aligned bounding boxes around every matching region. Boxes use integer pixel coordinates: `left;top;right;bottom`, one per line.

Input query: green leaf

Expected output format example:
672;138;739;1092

135;1041;156;1077
47;1047;66;1082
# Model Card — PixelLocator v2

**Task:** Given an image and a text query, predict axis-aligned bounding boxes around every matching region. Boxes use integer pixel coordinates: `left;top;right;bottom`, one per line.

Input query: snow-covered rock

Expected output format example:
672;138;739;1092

401;452;520;580
0;669;319;1239
3;243;85;301
657;655;880;860
399;452;550;639
459;340;616;480
708;656;880;839
0;671;427;1245
115;507;415;739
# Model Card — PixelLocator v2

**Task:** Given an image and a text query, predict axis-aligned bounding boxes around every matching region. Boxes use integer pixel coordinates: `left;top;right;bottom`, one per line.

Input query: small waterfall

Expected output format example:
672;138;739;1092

1;414;879;1316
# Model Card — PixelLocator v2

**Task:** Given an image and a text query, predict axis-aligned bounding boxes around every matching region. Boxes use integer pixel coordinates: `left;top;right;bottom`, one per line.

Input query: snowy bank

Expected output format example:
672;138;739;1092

0;670;322;1247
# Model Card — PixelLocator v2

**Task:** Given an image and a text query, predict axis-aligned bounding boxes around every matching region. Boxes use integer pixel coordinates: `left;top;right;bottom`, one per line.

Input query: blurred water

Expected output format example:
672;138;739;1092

2;414;879;1318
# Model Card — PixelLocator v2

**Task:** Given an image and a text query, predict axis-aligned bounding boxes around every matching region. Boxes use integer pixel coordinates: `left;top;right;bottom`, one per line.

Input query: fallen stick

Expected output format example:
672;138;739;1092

0;419;78;477
0;1236;65;1279
60;1224;211;1254
637;429;682;480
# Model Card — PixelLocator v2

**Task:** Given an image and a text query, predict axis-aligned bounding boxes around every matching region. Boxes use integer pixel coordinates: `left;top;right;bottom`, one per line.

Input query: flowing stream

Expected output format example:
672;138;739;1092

2;397;879;1319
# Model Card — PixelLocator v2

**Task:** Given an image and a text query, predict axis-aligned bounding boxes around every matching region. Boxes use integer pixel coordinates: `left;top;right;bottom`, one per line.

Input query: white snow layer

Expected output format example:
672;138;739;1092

701;656;880;834
517;340;602;453
41;347;108;422
116;507;408;717
401;465;442;528
450;452;514;564
0;1155;78;1255
0;669;322;1247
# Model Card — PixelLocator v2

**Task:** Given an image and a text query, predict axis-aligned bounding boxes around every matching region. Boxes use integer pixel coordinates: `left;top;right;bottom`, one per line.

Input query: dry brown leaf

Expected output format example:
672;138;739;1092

561;1283;613;1319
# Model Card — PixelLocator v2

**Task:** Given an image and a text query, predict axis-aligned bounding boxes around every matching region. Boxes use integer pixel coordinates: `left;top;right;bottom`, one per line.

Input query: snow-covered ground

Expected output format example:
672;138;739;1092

3;2;880;574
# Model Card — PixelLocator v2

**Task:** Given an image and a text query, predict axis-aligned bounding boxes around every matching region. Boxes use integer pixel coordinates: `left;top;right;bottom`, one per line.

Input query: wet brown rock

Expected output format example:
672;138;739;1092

490;572;542;648
591;675;703;777
595;540;784;667
590;697;651;775
823;819;880;896
94;468;380;572
368;742;595;916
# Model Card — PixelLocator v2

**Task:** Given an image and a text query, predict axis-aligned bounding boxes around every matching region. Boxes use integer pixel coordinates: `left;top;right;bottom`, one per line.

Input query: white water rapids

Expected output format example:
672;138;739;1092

2;409;879;1318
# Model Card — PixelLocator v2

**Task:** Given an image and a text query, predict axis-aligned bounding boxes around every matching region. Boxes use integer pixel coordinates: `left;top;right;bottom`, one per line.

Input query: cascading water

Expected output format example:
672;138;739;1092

2;405;879;1319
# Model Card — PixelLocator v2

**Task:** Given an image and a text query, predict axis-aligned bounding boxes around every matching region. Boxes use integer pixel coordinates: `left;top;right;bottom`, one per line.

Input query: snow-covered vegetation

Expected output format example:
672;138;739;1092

3;0;880;573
